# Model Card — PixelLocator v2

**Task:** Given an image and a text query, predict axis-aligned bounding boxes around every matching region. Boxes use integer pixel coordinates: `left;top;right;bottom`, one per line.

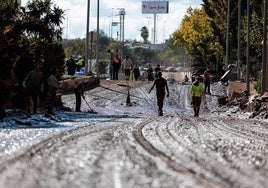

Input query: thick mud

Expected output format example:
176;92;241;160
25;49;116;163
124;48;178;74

0;80;267;188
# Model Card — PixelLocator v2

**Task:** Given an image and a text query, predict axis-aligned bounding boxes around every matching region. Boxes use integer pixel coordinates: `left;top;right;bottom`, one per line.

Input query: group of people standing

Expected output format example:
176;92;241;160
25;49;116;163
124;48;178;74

22;64;60;116
112;54;141;81
22;63;90;116
66;55;85;76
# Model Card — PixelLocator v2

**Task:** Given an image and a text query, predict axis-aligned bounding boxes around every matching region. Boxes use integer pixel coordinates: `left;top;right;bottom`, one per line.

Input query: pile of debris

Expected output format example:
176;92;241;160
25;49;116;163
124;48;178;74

248;93;268;118
217;80;268;119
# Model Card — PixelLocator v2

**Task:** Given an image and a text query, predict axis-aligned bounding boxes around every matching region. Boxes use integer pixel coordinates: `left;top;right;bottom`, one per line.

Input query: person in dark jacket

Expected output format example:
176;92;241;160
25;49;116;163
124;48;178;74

149;72;169;116
47;68;58;115
66;55;77;75
23;63;44;113
154;64;161;78
74;81;89;112
203;67;212;94
147;64;154;81
133;64;140;81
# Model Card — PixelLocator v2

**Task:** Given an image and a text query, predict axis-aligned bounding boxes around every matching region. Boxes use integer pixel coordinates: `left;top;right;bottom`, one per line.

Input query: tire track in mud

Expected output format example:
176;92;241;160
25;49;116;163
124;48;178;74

209;117;268;142
182;117;268;187
0;117;200;188
205;117;268;172
0;119;129;187
133;116;223;188
134;116;268;187
164;117;246;187
168;83;192;112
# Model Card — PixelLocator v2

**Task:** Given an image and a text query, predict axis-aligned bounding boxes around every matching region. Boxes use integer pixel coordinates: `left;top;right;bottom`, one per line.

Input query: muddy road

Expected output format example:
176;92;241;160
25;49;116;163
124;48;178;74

0;80;267;188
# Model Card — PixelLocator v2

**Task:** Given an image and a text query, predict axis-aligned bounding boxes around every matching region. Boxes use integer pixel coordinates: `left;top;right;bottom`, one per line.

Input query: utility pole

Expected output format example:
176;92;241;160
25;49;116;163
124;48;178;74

225;0;230;71
237;0;241;79
246;0;250;94
262;0;267;92
153;13;156;44
96;0;100;76
85;0;90;75
118;8;125;57
65;9;70;40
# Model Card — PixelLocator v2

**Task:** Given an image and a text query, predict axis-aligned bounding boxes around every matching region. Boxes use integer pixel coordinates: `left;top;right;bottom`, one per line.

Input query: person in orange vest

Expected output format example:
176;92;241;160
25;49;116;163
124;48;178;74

190;77;204;117
112;53;121;80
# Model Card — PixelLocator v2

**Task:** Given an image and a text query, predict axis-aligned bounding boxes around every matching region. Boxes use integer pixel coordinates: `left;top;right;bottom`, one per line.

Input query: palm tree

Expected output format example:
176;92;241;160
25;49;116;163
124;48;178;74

140;26;149;44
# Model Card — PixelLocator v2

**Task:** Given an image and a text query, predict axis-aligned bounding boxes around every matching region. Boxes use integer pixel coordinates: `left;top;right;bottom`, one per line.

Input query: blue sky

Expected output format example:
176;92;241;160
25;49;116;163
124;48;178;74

21;0;202;43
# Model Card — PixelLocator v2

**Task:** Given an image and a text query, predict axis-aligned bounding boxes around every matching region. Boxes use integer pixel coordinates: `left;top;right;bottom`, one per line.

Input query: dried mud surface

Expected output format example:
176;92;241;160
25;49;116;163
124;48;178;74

0;79;267;188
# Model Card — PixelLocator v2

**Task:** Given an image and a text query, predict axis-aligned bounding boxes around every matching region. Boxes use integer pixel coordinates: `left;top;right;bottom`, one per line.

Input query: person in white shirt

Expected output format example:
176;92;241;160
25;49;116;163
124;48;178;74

122;55;132;80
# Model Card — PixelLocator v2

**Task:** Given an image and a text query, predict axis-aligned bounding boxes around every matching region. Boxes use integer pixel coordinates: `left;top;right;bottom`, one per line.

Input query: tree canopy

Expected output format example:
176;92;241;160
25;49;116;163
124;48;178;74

172;0;265;78
0;0;65;108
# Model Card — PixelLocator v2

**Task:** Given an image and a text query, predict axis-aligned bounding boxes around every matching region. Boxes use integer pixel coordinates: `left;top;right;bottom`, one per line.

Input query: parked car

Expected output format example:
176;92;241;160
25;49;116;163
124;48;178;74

165;67;176;72
166;75;176;84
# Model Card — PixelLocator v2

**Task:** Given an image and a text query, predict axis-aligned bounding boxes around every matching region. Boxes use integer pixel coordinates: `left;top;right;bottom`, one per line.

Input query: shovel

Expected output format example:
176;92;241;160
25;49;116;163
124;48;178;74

83;97;97;114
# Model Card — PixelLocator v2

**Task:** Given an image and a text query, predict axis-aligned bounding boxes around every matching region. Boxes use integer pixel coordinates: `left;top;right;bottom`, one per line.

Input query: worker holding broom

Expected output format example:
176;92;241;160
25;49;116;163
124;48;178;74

74;81;89;112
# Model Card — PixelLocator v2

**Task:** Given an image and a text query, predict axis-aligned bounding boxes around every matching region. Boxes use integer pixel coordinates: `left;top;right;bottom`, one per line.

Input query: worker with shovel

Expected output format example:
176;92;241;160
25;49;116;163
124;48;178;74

74;81;89;112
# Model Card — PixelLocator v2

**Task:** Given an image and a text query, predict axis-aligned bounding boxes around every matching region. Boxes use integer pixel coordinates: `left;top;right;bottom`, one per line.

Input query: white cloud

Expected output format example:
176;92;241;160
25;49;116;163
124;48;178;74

21;0;202;43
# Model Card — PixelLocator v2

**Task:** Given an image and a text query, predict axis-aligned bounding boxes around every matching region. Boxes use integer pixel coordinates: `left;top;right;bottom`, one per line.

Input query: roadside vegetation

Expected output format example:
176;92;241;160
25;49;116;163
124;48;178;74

0;0;266;109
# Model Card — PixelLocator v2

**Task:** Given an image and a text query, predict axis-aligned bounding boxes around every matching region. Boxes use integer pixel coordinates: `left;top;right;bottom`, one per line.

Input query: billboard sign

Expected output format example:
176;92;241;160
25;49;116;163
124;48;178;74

142;1;169;14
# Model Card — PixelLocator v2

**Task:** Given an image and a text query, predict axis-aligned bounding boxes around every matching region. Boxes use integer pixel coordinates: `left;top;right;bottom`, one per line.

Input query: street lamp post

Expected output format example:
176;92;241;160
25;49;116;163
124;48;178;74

111;8;114;39
85;0;90;75
65;9;70;39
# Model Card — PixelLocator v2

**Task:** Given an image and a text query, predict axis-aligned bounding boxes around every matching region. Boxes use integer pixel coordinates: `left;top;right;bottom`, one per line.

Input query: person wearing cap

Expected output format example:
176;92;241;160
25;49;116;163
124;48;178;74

190;77;204;117
149;71;169;116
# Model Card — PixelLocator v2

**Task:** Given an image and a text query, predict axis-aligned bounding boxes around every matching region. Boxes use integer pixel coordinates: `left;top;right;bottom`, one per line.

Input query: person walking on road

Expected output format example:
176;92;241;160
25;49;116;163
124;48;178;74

133;64;140;81
154;64;161;79
149;71;169;116
147;64;154;81
112;53;121;80
203;67;211;94
74;81;89;112
190;77;204;117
